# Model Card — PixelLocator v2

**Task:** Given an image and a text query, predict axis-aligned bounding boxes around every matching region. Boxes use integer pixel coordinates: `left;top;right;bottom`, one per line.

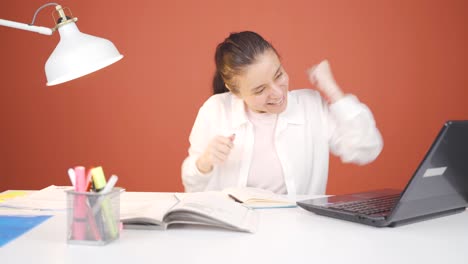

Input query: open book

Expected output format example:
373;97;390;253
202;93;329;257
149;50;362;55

120;191;258;233
222;187;297;209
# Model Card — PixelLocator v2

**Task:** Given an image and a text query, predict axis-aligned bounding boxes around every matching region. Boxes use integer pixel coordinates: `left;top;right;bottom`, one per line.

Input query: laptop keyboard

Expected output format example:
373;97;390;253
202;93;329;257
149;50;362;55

327;194;400;215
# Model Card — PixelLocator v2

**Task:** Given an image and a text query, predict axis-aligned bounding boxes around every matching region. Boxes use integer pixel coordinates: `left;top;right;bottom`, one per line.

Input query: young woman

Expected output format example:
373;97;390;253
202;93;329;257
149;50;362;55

182;31;383;195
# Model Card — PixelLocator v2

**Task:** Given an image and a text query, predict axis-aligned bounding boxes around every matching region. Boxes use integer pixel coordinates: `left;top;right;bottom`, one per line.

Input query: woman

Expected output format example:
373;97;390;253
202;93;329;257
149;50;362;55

181;31;383;195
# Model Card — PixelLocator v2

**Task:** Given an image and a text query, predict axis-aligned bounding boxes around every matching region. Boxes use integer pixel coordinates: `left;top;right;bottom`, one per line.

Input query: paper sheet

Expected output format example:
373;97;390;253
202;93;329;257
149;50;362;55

0;186;72;211
0;191;28;203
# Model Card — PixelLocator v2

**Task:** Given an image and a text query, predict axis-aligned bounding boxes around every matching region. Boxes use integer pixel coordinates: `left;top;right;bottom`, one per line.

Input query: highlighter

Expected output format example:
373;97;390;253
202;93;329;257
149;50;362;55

85;169;93;192
74;166;87;192
90;166;118;238
72;166;87;240
91;166;107;192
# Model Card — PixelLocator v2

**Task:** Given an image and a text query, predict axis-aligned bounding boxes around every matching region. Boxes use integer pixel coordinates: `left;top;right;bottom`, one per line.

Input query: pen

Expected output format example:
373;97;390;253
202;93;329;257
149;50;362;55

91;175;118;214
86;203;102;241
101;175;118;194
228;194;243;203
67;168;76;188
229;133;236;143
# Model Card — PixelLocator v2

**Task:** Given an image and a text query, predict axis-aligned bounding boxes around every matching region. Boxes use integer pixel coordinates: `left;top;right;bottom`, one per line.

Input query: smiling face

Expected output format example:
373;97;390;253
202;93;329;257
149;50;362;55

232;49;289;114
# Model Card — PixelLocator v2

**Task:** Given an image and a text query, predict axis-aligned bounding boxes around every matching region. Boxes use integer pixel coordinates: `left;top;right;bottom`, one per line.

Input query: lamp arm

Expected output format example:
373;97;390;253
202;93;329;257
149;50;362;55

0;18;53;35
0;3;61;36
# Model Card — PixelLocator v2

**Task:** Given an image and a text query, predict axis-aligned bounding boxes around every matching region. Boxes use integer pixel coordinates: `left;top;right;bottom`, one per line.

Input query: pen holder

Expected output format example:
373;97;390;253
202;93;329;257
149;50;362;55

66;188;123;245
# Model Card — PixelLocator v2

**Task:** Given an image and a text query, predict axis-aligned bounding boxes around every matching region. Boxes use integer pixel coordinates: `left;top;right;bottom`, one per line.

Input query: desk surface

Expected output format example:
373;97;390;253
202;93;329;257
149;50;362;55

1;192;468;264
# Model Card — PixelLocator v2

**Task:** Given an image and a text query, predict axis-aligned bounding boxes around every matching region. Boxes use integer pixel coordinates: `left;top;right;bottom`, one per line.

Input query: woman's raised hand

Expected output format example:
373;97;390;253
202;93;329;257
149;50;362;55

307;60;345;103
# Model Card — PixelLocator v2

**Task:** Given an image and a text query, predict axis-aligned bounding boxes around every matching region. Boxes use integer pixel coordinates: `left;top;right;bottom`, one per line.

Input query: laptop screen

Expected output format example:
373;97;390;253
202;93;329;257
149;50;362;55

389;121;468;223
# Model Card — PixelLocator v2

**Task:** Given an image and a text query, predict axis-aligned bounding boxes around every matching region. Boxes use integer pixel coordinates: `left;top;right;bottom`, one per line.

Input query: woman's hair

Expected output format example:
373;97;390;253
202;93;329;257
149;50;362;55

213;31;278;95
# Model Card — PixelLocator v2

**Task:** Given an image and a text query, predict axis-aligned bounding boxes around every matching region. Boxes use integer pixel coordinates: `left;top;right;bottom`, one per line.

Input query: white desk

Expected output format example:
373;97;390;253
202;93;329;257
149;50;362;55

1;193;467;264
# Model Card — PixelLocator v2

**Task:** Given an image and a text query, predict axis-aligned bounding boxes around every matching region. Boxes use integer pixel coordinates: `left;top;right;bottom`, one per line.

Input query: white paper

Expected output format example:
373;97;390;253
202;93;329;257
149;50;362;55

0;185;72;211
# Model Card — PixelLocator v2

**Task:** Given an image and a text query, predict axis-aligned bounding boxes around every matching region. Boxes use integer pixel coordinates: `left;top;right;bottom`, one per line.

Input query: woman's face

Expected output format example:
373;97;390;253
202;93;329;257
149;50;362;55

233;49;289;114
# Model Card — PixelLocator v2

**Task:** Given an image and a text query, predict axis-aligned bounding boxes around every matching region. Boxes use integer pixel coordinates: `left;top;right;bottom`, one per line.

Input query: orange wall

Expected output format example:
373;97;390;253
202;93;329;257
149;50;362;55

1;0;467;194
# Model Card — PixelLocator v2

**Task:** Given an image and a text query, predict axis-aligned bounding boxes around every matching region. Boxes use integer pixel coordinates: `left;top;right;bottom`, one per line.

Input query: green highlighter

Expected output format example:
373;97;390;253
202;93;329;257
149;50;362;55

91;167;118;239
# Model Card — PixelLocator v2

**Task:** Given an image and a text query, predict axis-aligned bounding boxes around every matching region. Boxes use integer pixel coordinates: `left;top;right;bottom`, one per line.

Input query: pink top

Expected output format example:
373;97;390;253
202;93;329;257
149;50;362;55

246;109;287;194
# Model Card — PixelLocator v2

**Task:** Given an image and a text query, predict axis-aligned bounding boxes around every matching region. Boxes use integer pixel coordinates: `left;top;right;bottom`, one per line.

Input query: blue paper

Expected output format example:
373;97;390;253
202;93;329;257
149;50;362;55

0;215;52;247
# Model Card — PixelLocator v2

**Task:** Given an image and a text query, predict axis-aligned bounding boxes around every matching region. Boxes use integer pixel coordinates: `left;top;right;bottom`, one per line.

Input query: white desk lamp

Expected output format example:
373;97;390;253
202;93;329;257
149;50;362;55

0;3;123;86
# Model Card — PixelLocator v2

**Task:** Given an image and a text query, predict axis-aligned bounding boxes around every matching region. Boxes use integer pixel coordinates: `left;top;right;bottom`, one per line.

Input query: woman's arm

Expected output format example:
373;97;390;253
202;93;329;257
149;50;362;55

309;60;383;164
181;101;216;192
327;95;383;164
181;96;235;192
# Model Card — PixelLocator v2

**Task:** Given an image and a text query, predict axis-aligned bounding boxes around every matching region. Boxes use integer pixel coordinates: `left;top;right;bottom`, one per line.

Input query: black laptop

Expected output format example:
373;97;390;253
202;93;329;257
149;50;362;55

297;120;468;227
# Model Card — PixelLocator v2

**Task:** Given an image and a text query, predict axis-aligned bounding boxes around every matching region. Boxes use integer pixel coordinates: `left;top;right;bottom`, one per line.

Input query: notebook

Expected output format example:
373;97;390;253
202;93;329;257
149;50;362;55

297;120;468;227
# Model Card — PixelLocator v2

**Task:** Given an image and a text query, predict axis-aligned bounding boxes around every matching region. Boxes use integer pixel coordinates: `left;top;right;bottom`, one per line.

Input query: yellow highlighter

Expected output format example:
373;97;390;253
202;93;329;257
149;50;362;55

91;166;107;192
90;166;118;239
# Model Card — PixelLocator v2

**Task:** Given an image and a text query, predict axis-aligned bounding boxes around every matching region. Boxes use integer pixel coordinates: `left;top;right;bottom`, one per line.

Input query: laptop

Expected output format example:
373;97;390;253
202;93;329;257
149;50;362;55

297;120;468;227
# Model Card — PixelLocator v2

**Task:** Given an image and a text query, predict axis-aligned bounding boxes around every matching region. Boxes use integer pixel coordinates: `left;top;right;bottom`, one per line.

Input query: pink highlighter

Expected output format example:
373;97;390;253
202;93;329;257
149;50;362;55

71;166;88;240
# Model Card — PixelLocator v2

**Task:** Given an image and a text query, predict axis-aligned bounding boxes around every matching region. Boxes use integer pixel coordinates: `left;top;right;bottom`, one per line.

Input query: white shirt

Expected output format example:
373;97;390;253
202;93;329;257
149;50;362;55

181;89;383;195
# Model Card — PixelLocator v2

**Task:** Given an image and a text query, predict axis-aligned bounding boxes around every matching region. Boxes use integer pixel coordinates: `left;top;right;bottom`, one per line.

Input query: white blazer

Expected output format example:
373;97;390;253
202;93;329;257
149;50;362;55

181;89;383;195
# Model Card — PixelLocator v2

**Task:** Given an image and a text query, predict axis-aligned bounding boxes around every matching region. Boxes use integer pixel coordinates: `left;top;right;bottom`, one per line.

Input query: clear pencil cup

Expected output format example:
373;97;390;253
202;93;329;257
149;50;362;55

66;188;123;245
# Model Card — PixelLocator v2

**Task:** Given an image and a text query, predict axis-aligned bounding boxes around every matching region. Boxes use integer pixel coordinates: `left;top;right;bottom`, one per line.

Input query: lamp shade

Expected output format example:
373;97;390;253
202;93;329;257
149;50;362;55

45;21;123;86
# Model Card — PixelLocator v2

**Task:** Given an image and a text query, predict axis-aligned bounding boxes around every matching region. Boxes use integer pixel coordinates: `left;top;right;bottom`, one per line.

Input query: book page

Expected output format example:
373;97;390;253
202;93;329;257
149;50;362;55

222;187;297;208
165;191;258;233
120;192;178;228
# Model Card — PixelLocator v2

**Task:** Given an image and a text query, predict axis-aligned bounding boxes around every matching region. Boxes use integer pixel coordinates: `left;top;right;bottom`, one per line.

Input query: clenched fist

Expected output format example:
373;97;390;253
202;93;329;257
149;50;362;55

307;60;344;103
196;134;235;173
